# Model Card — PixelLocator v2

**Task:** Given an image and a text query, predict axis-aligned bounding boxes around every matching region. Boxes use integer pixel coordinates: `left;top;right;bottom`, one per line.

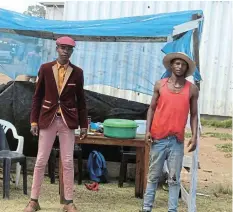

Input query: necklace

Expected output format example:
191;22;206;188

168;78;185;89
173;83;184;89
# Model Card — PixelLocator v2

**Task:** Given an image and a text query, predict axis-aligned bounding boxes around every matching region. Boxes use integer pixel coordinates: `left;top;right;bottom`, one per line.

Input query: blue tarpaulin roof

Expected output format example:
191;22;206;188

0;8;203;39
0;8;203;93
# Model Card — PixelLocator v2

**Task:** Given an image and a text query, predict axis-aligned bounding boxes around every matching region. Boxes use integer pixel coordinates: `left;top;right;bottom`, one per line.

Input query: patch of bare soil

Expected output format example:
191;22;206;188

182;127;232;189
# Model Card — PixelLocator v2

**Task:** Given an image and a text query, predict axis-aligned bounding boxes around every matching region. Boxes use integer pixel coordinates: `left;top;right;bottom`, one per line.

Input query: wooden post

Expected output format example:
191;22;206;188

188;122;200;212
188;14;202;212
192;13;202;90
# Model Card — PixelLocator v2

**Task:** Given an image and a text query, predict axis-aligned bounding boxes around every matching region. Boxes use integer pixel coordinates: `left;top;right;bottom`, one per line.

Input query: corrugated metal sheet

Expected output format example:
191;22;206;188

52;1;232;116
42;4;64;65
45;5;64;20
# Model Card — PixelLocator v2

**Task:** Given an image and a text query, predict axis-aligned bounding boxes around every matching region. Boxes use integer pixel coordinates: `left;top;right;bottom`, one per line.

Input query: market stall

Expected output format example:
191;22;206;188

0;8;203;211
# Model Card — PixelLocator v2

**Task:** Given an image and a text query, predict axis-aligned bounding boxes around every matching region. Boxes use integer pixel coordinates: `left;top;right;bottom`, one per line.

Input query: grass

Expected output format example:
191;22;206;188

196;189;232;212
185;132;232;141
204;132;232;140
200;118;232;128
185;132;192;138
215;143;232;153
214;183;232;195
0;176;188;212
0;126;232;211
215;143;232;158
0;176;232;212
177;182;232;211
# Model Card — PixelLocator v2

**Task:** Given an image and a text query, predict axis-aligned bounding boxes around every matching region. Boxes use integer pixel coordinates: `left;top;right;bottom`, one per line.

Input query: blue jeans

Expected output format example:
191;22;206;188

142;136;184;212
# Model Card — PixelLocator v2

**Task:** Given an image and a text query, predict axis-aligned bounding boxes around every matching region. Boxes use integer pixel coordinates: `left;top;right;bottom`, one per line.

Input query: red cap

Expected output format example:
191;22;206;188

56;36;76;47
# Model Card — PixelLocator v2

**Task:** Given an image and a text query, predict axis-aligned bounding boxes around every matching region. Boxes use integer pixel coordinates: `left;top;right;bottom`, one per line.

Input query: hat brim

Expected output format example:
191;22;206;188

163;52;196;78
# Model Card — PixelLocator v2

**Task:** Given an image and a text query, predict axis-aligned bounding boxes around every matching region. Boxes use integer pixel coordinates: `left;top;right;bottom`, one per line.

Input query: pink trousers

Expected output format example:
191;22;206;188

31;116;75;200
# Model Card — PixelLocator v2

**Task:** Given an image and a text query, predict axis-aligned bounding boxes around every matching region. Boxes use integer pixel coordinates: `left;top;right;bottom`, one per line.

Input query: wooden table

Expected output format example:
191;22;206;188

59;135;150;203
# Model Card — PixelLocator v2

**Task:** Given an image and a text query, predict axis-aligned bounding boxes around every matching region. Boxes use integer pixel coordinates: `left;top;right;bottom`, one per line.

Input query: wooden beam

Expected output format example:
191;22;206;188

182;155;192;169
0;28;167;43
54;35;168;43
192;14;202;90
172;17;203;36
186;14;202;212
188;99;202;212
181;184;189;205
188;124;200;212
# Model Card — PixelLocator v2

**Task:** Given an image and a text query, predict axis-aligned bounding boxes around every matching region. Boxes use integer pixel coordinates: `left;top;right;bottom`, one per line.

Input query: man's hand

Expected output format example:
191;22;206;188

145;132;152;145
80;128;88;140
30;125;39;136
187;137;197;152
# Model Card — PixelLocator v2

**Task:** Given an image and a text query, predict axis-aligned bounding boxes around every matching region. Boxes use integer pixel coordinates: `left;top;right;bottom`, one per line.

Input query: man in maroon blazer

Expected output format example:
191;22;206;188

24;36;88;212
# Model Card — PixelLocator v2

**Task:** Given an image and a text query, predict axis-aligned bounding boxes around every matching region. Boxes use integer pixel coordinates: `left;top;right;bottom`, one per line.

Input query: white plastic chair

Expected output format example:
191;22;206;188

0;119;24;187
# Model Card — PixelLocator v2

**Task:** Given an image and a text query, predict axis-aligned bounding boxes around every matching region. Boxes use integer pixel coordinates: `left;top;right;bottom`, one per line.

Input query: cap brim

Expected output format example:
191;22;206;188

163;52;196;77
56;42;75;47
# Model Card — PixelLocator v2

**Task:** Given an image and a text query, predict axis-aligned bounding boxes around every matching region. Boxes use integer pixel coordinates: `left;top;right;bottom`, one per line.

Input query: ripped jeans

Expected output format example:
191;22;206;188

143;136;184;212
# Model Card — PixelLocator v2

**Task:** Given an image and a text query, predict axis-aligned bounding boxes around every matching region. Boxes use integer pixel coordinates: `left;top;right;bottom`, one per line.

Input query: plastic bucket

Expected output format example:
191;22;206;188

134;120;146;135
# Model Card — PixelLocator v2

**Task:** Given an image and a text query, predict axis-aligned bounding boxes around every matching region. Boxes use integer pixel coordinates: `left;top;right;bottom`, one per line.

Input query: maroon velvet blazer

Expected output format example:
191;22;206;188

30;60;88;129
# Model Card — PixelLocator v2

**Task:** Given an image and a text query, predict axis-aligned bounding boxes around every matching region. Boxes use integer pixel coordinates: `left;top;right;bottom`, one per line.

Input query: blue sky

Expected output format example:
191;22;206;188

0;0;38;13
0;0;64;13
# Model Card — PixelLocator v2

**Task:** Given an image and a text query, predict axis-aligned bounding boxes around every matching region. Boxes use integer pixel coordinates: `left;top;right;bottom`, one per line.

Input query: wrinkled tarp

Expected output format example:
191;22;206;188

0;8;203;95
0;81;148;159
0;8;203;38
161;30;202;81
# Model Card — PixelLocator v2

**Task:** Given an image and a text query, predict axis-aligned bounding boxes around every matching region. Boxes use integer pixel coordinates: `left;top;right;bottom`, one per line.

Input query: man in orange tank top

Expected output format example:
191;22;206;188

141;52;199;212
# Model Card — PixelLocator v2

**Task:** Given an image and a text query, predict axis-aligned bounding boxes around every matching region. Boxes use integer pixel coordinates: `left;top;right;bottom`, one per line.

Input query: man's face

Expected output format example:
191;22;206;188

170;58;188;77
56;45;73;61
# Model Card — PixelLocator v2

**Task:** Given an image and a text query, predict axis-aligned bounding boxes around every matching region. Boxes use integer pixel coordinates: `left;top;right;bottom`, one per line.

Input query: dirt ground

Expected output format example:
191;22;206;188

183;127;232;187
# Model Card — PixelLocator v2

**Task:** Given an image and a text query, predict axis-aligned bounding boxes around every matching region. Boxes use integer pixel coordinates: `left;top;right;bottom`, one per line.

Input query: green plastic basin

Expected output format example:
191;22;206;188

103;119;137;139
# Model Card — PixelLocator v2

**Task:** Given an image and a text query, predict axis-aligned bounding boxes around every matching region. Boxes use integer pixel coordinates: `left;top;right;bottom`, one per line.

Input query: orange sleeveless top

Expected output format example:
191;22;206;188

150;78;191;142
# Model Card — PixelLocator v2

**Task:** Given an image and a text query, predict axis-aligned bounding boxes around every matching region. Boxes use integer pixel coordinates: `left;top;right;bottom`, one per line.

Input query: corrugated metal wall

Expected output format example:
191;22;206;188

45;5;64;20
42;4;64;64
50;1;232;117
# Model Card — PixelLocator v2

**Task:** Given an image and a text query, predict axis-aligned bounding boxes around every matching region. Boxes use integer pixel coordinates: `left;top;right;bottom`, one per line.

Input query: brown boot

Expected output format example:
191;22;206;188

23;201;41;212
63;203;78;212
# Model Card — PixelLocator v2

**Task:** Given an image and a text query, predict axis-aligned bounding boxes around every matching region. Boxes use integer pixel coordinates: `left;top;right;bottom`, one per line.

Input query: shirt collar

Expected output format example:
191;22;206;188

57;61;69;70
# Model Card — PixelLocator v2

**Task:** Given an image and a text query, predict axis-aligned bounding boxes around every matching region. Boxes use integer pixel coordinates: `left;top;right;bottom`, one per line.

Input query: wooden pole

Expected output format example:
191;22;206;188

188;13;202;212
192;13;202;90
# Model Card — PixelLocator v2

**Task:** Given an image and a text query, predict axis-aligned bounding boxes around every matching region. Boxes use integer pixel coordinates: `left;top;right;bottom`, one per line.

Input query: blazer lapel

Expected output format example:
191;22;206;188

60;65;73;94
52;64;59;94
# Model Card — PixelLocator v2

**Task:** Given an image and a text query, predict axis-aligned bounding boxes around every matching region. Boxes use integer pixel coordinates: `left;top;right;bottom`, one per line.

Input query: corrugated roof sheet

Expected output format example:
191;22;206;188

51;1;232;117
